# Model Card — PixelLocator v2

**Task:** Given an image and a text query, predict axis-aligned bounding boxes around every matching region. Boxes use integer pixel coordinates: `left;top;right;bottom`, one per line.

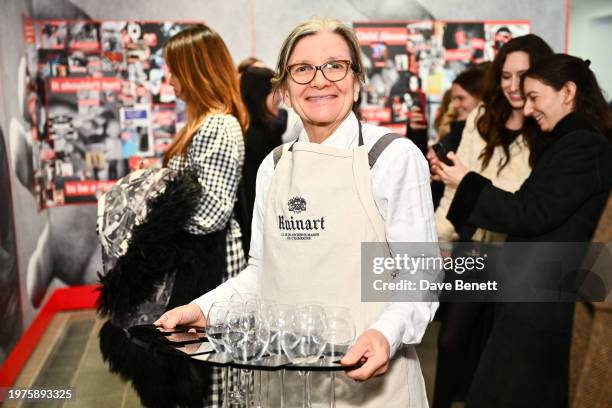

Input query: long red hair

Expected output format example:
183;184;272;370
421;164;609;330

163;24;248;166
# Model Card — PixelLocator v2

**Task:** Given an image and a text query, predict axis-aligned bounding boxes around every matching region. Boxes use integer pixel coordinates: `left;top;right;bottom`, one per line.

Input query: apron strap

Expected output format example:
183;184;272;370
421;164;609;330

273;145;284;168
273;123;383;169
368;133;402;168
274;139;300;168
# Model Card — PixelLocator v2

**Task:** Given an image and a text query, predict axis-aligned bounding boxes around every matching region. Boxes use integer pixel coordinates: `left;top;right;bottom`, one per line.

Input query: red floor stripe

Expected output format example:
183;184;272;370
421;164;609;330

0;284;100;395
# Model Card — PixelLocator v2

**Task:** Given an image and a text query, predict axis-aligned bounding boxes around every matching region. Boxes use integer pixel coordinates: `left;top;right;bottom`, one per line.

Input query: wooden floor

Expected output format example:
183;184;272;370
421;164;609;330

5;310;446;407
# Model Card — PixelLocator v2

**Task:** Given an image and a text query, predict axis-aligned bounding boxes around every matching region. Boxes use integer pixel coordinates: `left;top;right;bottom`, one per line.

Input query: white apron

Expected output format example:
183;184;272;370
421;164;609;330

258;128;429;407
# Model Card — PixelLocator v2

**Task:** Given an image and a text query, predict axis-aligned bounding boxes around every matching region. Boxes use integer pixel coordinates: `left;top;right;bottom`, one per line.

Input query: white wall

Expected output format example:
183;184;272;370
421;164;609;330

569;0;612;101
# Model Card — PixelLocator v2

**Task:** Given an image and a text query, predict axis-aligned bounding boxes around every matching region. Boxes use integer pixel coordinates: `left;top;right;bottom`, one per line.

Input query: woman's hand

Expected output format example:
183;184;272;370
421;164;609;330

426;147;441;181
137;157;158;170
432;152;469;189
154;303;207;329
340;329;390;381
408;106;427;130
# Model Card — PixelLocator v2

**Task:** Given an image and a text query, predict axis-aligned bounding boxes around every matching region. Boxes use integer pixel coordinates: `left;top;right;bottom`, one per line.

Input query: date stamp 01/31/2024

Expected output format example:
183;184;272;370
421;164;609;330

1;388;75;401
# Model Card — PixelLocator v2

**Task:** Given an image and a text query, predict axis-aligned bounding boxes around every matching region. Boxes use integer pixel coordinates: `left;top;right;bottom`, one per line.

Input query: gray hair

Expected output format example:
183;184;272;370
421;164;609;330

272;17;365;90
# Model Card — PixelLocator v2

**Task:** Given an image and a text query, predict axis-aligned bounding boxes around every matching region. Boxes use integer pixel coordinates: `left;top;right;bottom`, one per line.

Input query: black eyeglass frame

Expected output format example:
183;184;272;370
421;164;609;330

286;59;357;85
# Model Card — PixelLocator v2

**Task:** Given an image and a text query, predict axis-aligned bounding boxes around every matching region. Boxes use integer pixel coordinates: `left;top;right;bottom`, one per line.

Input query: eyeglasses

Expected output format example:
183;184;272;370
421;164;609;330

286;60;355;85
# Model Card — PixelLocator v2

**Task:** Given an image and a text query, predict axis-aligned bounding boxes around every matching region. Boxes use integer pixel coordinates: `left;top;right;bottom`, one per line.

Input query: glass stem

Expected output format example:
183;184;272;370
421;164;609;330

232;367;244;399
280;370;285;408
244;369;252;408
255;370;262;407
330;372;336;407
301;371;308;408
306;371;312;408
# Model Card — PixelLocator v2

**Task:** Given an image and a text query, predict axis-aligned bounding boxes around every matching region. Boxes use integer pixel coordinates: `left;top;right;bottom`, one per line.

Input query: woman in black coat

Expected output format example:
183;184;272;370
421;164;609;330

433;54;612;407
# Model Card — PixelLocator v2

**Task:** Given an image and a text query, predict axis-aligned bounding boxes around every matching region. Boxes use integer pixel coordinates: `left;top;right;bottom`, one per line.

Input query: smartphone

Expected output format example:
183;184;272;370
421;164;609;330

432;143;453;166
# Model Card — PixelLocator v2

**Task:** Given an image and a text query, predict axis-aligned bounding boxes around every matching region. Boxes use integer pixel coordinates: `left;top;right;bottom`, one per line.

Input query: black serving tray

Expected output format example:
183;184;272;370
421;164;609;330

128;324;362;372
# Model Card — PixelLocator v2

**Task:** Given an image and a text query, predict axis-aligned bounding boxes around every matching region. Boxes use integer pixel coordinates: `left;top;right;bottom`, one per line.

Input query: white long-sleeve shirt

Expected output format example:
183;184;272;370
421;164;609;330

193;112;439;356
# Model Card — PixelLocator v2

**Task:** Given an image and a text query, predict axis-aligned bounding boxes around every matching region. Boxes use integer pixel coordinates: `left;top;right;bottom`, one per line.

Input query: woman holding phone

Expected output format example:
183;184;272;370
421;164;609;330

427;35;554;408
431;34;553;243
434;53;612;407
428;66;487;210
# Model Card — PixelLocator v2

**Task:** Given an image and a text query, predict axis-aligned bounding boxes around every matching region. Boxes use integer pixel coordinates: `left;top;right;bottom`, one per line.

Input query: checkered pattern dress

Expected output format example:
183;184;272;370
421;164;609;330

168;114;246;406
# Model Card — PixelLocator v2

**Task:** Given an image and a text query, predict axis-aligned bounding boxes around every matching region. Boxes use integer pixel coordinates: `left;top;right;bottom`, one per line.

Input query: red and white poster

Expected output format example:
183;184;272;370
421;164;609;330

354;22;426;134
355;20;530;139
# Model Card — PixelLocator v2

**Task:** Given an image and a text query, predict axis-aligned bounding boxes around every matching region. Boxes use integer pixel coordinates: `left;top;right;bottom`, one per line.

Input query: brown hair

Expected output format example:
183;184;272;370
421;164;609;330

162;24;248;166
453;66;487;99
476;34;553;173
240;67;277;126
238;57;263;74
434;89;456;137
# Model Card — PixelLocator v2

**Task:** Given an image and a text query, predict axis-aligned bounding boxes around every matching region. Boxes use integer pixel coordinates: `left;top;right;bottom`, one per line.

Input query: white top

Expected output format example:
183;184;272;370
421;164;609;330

193;112;439;356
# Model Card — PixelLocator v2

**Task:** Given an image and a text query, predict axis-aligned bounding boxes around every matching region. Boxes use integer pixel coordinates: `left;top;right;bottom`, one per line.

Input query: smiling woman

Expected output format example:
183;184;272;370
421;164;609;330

156;17;439;407
432;34;554;244
523;77;574;131
277;30;361;142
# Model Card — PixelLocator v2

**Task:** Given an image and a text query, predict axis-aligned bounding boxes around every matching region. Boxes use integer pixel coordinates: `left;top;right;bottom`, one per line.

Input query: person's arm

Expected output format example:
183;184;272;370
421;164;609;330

448;133;612;236
372;139;438;351
186;117;242;233
343;138;439;380
434;111;479;241
405;107;428;157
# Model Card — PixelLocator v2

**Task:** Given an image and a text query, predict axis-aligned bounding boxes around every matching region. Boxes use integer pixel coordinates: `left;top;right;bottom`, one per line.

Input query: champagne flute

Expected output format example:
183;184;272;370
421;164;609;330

262;303;294;407
228;291;259;396
323;306;355;407
226;293;258;405
206;301;231;408
281;304;329;408
224;299;270;407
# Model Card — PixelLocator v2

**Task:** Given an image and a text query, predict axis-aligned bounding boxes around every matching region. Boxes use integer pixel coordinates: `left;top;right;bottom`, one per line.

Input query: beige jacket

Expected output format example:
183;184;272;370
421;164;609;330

435;106;532;242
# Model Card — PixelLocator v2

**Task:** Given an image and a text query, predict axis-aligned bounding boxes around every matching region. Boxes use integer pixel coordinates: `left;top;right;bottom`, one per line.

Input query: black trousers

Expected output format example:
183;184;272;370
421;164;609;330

433;302;492;408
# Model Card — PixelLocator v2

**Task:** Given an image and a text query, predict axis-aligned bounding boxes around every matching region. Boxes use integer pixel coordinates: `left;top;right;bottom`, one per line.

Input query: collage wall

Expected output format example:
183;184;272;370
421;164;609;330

355;20;529;134
24;18;529;210
0;0;565;366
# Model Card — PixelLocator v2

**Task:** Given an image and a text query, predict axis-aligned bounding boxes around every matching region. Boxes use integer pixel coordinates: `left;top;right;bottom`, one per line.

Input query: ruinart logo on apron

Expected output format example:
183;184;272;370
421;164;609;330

288;196;306;213
278;196;326;241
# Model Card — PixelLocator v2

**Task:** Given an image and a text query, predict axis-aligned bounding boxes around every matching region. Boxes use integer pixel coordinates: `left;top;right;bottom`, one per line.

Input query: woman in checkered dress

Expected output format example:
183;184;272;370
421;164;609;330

162;24;249;406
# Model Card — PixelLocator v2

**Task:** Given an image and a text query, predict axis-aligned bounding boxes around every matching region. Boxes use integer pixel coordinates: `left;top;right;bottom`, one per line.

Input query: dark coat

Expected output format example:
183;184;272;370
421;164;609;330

447;113;612;407
407;120;466;209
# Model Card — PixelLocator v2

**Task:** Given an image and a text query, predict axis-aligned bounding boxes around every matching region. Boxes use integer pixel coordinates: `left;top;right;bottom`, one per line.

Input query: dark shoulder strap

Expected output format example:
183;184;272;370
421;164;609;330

273;145;284;168
273;140;300;168
368;133;403;168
